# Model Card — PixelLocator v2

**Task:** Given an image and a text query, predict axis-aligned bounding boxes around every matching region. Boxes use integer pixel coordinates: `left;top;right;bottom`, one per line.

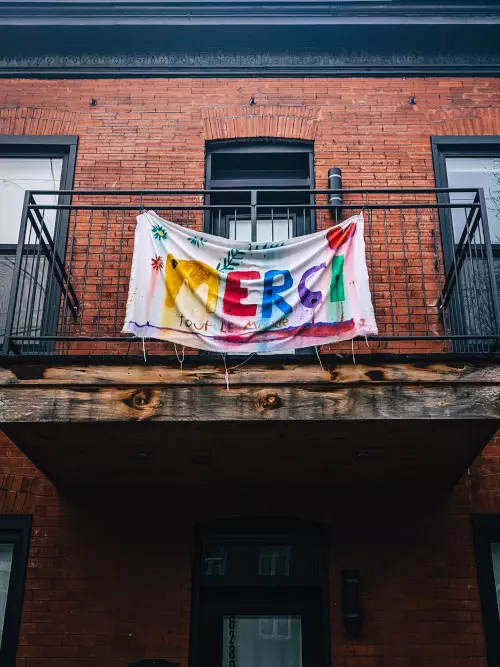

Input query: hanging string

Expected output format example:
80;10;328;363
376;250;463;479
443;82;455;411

222;353;230;391
364;334;370;349
228;352;256;372
351;338;356;364
174;343;185;374
142;337;147;363
314;346;325;372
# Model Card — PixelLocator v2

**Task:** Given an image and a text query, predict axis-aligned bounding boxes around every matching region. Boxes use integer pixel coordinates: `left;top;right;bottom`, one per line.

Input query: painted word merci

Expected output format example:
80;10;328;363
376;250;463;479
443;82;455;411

166;259;344;320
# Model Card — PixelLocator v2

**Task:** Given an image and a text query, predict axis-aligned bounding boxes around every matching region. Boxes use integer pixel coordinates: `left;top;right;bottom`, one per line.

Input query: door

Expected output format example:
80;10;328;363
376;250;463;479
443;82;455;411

431;137;500;351
0;137;77;352
204;140;315;355
191;519;330;667
198;592;324;667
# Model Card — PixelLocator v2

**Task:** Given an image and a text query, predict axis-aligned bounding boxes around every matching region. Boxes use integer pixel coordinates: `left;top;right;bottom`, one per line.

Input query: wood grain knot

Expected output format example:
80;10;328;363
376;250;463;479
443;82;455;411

124;388;154;411
258;392;282;410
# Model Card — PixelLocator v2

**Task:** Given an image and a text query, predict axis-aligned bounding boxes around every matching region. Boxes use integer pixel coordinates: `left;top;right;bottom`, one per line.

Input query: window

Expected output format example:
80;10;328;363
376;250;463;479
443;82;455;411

0;136;77;350
432;136;500;265
204;140;315;243
191;518;330;667
431;137;500;351
473;516;500;666
0;516;31;667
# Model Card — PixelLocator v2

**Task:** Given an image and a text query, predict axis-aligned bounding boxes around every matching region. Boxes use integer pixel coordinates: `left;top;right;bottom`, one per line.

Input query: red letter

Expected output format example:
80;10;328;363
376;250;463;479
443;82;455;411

327;222;355;251
223;271;260;317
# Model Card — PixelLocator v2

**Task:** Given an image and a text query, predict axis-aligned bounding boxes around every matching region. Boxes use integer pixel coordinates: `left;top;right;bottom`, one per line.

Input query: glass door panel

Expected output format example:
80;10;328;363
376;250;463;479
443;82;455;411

228;216;294;243
223;615;302;667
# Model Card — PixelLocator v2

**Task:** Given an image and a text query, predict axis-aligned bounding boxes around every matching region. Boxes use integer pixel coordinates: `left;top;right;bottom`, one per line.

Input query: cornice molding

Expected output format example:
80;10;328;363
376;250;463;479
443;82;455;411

1;52;500;78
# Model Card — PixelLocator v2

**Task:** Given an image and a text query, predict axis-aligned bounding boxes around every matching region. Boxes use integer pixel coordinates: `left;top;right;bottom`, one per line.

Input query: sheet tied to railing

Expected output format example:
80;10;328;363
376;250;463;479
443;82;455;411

123;211;377;352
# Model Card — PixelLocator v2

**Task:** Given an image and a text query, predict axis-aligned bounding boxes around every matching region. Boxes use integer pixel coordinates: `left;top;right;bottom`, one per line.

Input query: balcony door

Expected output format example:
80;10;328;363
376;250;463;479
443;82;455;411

0;137;77;352
431;137;500;351
204;140;315;355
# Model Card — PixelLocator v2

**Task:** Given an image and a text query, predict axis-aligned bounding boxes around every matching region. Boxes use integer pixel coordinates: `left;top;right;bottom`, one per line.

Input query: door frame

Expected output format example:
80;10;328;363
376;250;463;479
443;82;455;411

0;135;78;352
189;517;331;667
431;135;500;266
0;515;32;667
472;514;500;667
204;138;315;237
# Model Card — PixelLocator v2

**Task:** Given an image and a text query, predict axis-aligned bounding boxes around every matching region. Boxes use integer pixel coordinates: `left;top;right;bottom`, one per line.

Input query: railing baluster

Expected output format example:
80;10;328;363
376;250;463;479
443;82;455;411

96;207;110;338
77;210;93;337
399;208;412;336
383;208;395;336
431;206;447;339
367;207;377;328
19;212;37;354
477;188;500;350
114;209;126;337
60;207;78;354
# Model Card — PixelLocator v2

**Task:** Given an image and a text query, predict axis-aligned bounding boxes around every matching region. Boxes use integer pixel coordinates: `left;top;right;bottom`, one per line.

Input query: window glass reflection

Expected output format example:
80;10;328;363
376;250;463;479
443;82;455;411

223;615;302;667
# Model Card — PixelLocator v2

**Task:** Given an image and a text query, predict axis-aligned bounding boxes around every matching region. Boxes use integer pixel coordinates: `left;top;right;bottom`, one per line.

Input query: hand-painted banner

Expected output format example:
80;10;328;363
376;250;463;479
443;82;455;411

123;211;378;352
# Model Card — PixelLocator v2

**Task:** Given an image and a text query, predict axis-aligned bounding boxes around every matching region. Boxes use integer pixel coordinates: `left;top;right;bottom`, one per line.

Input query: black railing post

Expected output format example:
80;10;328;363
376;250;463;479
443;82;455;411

2;191;31;355
250;189;257;243
477;188;500;349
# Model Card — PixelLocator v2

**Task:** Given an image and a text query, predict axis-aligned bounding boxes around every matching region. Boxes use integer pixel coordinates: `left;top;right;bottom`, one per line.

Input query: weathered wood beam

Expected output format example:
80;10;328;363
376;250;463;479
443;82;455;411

0;361;499;422
1;383;500;422
1;361;499;387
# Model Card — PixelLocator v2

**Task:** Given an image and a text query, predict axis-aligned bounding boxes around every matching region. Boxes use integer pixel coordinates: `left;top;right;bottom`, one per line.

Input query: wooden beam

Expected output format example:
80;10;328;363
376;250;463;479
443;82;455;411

0;361;498;423
1;361;499;387
1;383;500;422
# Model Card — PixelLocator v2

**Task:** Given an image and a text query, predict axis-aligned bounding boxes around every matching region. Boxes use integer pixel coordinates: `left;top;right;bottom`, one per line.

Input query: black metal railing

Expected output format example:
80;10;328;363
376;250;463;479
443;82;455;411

1;188;499;358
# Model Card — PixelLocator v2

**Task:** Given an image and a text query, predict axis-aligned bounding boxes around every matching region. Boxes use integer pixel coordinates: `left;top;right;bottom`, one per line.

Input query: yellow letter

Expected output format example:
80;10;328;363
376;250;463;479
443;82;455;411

165;254;219;313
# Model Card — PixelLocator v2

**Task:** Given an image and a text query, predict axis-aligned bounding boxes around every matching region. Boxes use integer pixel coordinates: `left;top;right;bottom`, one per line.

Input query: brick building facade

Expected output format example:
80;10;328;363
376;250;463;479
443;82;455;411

1;3;500;667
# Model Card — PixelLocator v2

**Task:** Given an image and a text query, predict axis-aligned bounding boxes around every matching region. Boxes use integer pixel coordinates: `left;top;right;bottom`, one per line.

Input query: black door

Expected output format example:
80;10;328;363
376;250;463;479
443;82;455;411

191;519;330;667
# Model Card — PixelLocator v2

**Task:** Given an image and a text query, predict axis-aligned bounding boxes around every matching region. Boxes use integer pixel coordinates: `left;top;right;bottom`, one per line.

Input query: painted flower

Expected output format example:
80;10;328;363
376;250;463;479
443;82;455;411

152;224;168;240
187;236;206;248
151;255;164;272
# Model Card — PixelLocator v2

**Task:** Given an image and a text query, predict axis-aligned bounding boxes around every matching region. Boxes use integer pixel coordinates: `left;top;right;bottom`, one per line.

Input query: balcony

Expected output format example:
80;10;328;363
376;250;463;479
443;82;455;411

0;188;499;488
1;187;499;358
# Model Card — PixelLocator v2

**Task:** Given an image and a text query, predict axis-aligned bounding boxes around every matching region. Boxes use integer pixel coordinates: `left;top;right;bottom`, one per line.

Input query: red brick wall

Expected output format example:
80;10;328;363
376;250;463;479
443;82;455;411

2;426;500;667
1;77;499;356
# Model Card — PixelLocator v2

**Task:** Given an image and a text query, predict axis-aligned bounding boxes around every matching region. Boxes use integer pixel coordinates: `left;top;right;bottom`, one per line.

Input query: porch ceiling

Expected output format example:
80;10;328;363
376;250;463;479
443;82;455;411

2;419;497;488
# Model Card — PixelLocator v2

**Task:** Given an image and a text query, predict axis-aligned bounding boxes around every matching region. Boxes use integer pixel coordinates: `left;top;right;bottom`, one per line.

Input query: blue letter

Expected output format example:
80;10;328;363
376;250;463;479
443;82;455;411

262;270;293;319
